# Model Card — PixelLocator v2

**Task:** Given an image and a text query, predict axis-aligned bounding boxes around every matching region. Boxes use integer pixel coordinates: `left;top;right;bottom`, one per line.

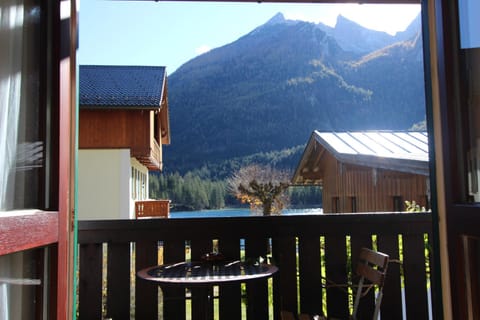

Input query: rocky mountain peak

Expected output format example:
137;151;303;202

265;12;286;26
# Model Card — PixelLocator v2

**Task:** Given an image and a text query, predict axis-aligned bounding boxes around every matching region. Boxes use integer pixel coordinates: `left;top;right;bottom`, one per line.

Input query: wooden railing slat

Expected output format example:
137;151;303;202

78;243;103;320
324;235;349;319
191;239;214;320
378;235;403;320
298;235;323;316
272;236;298;316
403;233;430;320
163;239;186;320
218;237;242;320
135;240;159;319
107;242;131;320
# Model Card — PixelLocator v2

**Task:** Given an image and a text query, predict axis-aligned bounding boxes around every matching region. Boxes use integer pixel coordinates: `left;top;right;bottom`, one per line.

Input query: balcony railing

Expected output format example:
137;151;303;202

78;212;434;320
132;138;162;171
135;200;170;219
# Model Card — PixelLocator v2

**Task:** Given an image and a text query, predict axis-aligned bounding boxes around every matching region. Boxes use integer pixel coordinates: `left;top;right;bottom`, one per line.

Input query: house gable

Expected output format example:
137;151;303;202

293;131;430;213
293;131;429;185
79;65;171;171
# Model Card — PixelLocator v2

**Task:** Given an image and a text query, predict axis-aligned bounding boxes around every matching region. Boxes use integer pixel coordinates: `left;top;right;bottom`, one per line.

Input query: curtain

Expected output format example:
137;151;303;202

0;1;23;211
0;2;24;319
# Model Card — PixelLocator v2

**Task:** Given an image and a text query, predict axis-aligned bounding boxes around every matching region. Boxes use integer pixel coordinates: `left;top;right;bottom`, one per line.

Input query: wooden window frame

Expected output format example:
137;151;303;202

350;196;357;213
393;195;404;212
0;0;77;318
1;0;441;318
0;212;59;256
332;196;340;213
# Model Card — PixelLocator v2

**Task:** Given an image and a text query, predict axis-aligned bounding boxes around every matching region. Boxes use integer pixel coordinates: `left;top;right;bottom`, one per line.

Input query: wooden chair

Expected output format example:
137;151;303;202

281;248;389;320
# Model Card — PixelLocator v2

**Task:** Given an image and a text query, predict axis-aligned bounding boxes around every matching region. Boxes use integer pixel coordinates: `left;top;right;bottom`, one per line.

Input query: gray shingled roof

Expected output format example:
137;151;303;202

79;65;166;108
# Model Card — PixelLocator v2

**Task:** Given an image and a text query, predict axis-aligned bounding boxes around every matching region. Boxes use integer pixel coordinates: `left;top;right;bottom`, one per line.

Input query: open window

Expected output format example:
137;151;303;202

0;0;76;318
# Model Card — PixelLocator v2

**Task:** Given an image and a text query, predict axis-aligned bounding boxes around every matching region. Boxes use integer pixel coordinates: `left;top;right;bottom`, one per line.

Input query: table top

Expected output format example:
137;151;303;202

137;260;278;286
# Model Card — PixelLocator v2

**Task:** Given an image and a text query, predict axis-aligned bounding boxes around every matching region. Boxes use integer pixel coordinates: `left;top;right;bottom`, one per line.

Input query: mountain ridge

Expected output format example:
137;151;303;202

164;13;426;177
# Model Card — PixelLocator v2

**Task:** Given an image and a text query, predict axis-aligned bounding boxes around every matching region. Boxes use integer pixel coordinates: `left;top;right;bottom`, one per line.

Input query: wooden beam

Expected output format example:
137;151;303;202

0;211;58;256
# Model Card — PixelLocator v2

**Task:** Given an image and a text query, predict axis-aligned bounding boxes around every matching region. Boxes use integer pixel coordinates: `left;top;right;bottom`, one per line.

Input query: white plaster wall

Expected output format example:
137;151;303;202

78;149;131;220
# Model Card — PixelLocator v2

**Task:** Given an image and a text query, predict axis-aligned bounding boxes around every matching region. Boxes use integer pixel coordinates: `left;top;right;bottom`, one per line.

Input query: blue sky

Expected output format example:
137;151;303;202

78;1;421;74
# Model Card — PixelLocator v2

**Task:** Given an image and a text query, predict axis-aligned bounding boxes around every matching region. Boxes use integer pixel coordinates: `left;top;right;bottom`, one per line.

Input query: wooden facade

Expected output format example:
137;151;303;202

79;108;166;171
79;65;170;171
293;131;429;213
322;153;428;212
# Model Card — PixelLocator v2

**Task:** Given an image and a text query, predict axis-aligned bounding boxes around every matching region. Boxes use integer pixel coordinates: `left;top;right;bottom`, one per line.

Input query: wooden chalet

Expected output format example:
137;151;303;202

1;1;480;319
78;65;171;219
292;131;430;213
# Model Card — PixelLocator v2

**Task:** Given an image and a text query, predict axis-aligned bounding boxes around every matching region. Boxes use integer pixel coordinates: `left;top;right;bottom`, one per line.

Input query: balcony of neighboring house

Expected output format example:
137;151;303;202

77;212;434;320
132;101;170;172
131;139;162;172
135;199;171;219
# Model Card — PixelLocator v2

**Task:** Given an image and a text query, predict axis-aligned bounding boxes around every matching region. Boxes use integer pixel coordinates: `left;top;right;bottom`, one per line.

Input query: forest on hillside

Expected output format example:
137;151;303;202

151;121;426;211
149;171;322;211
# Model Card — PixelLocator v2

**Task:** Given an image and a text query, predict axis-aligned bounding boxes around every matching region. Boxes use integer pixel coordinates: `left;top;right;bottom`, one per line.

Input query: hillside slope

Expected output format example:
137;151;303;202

164;13;426;175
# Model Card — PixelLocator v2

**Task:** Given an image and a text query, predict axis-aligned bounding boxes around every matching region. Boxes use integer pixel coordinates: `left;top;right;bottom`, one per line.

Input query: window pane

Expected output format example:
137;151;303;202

465;49;480;202
0;0;47;210
0;248;48;320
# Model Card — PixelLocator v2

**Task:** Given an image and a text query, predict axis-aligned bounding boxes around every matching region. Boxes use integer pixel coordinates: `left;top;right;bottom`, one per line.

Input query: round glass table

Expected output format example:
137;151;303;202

137;260;278;286
137;260;278;319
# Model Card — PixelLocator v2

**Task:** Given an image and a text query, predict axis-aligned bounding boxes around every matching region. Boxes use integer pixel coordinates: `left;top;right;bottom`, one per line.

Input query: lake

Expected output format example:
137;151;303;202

170;207;323;218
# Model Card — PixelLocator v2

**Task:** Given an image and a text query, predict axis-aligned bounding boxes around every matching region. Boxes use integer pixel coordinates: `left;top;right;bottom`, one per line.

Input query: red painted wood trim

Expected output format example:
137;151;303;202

56;58;69;320
0;211;58;256
56;0;78;316
56;57;74;320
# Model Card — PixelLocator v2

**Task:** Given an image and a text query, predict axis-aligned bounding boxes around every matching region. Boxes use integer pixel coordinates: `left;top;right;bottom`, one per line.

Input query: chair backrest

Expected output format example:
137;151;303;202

352;248;389;320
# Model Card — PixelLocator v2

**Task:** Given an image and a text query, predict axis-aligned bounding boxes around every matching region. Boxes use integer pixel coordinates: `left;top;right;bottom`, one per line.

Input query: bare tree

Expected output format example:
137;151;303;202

227;164;291;215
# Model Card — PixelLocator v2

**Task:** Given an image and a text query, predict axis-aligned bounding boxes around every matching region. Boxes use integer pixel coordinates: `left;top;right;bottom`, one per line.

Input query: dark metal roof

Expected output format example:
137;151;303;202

79;65;166;108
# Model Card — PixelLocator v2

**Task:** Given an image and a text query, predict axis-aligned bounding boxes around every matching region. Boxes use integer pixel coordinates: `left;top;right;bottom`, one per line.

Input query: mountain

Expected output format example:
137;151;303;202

163;13;425;176
317;15;397;54
394;13;422;42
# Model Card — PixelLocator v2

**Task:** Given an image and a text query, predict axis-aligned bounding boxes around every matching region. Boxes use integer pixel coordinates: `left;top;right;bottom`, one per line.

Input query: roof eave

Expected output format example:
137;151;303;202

159;76;171;145
291;131;319;184
336;153;430;176
79;104;161;110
